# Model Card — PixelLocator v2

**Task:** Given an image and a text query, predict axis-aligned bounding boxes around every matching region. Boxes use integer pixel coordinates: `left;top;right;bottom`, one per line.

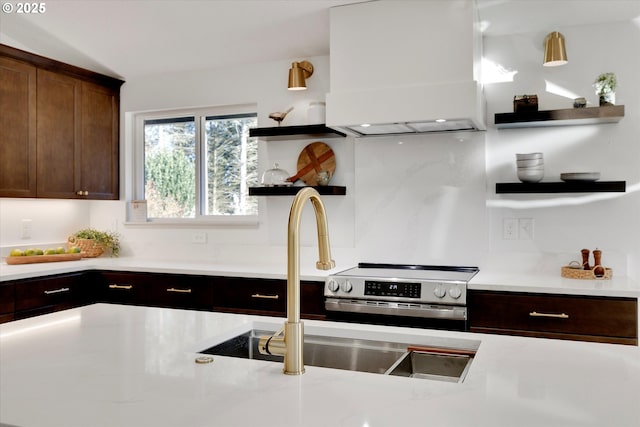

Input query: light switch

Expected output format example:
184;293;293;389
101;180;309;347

21;219;32;239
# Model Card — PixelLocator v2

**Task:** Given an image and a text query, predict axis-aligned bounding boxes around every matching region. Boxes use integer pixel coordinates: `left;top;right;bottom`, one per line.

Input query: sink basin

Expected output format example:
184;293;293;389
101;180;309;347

198;328;477;382
386;349;474;382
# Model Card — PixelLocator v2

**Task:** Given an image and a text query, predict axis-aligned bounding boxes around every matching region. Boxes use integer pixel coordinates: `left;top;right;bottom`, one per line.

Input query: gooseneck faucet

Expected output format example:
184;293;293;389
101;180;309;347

258;187;335;375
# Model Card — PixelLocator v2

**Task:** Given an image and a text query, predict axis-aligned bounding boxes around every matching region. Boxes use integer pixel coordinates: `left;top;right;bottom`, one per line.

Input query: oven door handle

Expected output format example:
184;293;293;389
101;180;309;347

324;298;467;321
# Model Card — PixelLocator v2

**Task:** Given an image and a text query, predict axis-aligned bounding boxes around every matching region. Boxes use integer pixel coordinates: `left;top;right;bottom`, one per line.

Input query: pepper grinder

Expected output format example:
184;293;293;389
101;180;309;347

581;249;591;270
593;249;605;277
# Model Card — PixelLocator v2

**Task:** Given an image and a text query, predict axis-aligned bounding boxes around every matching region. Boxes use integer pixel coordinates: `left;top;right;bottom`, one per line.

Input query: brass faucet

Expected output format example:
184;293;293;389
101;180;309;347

258;187;335;374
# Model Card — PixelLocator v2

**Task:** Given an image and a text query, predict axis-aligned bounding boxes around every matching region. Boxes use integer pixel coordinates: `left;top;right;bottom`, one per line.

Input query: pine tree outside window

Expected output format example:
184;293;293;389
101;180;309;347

135;106;258;223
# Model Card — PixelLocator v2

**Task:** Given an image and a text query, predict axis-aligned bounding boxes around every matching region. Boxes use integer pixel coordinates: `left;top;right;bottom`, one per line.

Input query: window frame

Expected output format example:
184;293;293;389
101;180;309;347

133;104;259;226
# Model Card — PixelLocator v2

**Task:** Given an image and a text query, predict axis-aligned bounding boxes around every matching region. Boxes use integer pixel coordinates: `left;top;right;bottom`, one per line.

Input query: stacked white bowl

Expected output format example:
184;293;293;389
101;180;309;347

516;153;544;183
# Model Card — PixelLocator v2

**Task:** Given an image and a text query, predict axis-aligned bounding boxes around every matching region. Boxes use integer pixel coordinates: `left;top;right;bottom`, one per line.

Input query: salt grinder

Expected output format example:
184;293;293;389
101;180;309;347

581;249;591;270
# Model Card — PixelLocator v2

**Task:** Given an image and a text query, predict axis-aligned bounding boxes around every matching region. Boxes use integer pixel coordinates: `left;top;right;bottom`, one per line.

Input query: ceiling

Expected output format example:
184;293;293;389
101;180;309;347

1;0;639;80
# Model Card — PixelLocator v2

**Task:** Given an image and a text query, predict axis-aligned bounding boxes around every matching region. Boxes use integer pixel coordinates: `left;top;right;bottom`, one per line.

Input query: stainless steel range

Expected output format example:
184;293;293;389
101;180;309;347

324;263;479;331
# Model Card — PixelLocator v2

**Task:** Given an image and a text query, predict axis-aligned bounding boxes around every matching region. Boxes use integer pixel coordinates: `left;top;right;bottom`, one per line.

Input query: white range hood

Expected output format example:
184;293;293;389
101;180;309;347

326;0;485;136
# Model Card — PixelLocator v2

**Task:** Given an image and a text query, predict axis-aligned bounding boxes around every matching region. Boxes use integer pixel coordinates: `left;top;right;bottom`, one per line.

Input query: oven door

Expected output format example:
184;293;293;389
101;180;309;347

325;297;468;331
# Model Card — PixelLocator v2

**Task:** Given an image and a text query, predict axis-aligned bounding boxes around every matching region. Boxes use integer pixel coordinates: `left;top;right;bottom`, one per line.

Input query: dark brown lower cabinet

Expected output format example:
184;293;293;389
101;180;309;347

469;290;638;345
0;282;15;323
97;271;214;311
5;271;326;323
213;277;326;320
13;272;93;320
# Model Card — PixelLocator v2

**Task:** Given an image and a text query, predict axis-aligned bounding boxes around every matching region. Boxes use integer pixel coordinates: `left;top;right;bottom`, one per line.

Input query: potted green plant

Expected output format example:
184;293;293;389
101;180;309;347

68;228;120;257
594;72;617;106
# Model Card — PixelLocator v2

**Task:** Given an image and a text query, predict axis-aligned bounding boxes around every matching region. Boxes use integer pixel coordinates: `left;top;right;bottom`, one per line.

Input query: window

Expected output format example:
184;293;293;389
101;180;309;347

136;106;258;221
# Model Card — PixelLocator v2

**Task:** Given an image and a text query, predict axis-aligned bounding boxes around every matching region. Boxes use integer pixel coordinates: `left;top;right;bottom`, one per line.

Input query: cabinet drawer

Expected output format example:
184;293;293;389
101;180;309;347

216;277;285;315
14;273;88;315
98;272;146;305
469;290;638;344
214;278;326;319
0;283;15;315
144;276;213;310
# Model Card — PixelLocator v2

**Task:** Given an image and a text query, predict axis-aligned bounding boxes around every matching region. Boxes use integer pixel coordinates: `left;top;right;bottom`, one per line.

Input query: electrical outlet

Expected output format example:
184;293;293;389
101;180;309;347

519;218;534;240
21;219;32;239
502;218;518;240
191;233;207;244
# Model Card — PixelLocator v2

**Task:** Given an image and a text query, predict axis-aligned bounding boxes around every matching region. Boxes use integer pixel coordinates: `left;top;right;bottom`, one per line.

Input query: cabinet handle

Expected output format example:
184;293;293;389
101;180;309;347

167;288;192;294
251;293;279;300
44;287;70;295
109;284;133;290
76;190;88;196
529;311;569;319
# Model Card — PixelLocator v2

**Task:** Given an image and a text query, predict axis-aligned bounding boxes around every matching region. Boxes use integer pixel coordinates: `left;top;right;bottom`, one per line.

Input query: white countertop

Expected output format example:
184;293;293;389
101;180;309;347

2;256;639;298
469;270;640;297
0;257;336;282
1;303;639;427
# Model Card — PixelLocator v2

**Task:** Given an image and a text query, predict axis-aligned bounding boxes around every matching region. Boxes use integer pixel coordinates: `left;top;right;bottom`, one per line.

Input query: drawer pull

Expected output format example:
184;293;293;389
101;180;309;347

44;287;70;295
167;288;192;294
109;284;133;290
251;293;279;300
529;311;569;319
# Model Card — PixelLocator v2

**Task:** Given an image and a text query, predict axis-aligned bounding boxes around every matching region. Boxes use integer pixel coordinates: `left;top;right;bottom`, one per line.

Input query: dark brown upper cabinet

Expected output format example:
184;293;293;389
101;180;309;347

0;44;124;199
0;56;37;197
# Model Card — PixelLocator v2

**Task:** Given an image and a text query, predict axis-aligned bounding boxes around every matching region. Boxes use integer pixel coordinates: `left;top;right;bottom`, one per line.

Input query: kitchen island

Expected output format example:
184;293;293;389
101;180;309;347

1;303;639;427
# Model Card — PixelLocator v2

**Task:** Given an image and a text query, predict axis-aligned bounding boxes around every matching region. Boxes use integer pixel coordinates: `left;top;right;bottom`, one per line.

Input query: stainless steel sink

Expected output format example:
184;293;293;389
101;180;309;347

198;329;476;381
386;349;474;382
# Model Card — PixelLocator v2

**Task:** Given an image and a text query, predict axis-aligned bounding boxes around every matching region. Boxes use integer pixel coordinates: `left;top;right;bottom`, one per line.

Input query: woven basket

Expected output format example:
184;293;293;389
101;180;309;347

67;237;105;258
561;265;612;280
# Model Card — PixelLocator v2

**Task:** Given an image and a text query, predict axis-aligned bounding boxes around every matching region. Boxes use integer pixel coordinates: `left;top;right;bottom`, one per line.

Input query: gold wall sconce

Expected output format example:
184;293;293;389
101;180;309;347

288;60;314;90
543;31;567;67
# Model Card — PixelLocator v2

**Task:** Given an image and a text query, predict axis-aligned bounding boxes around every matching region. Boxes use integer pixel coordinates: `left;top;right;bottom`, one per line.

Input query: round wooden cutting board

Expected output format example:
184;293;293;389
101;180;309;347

288;142;336;185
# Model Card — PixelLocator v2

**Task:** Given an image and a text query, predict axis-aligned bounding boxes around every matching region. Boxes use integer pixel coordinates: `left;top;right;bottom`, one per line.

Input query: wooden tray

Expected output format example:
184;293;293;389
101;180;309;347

5;253;82;265
561;266;612;280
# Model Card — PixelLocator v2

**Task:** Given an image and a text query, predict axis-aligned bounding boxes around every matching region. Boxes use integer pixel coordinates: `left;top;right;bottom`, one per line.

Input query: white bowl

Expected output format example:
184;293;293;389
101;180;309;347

516;153;544;160
517;159;544;167
517;169;544;183
517;165;544;171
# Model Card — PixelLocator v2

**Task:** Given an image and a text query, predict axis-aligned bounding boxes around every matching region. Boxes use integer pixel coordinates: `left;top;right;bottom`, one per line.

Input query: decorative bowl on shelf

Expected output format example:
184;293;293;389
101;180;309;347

560;172;600;182
517;169;544;183
517;158;544;167
516;153;544;183
516;152;543;160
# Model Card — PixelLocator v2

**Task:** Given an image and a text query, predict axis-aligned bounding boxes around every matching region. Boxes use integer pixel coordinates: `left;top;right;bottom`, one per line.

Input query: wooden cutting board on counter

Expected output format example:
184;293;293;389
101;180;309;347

287;142;335;186
5;253;82;265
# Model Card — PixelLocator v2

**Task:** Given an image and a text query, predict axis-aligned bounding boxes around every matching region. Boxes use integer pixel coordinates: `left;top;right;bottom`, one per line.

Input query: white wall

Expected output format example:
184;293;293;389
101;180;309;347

97;54;488;268
1;12;639;281
0;199;90;251
483;21;640;277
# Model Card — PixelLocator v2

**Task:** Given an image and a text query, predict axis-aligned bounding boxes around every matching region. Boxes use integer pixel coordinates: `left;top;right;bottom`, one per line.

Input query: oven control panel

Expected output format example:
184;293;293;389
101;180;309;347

364;281;421;298
325;277;467;305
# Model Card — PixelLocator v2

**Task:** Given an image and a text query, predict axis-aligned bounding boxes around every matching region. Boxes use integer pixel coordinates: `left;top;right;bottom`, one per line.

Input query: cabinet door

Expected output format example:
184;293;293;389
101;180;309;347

0;57;37;197
36;69;81;198
214;277;326;319
0;282;15;324
14;273;90;319
80;82;119;199
469;290;638;345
